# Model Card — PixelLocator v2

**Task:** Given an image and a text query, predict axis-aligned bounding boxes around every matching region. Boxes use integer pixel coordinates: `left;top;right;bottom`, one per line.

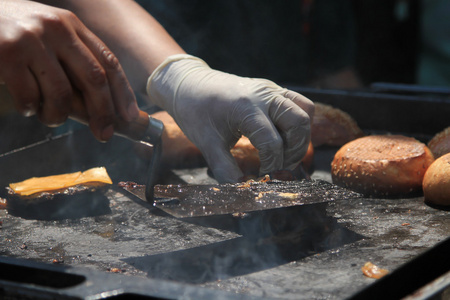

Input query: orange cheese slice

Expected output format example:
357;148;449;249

9;167;112;196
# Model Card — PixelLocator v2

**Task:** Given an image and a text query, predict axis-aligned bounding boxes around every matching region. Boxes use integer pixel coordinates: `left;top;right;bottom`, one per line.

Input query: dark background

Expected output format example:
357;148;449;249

137;0;420;87
2;0;443;155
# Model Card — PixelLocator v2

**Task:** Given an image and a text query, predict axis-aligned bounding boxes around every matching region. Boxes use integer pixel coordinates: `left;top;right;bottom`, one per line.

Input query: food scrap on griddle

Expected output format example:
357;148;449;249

0;197;6;209
237;174;271;189
361;262;389;279
255;191;300;201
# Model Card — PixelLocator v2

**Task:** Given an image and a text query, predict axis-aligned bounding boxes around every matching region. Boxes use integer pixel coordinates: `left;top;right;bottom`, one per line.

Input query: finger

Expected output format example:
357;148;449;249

56;38;116;141
269;95;311;169
238;109;284;175
30;51;73;127
283;89;315;120
76;26;139;122
0;48;41;116
34;12;121;141
197;136;243;183
2;69;41;117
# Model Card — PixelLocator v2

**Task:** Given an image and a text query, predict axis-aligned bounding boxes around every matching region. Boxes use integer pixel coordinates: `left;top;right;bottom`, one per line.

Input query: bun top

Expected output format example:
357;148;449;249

338;135;426;161
428;127;450;158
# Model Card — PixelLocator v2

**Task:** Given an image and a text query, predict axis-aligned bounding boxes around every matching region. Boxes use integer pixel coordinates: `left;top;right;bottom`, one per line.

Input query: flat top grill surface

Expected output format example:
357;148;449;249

0;130;449;300
0;88;449;299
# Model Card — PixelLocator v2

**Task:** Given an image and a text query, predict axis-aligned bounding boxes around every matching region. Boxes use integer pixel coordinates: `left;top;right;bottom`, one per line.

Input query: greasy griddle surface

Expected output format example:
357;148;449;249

122;179;361;218
1;171;450;300
1;130;450;299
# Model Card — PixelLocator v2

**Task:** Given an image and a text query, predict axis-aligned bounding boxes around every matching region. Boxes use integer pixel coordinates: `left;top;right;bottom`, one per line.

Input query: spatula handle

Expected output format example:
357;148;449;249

69;94;161;143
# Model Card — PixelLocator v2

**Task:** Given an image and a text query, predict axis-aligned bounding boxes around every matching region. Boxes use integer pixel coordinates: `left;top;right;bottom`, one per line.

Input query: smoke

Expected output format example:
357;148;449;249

122;203;363;285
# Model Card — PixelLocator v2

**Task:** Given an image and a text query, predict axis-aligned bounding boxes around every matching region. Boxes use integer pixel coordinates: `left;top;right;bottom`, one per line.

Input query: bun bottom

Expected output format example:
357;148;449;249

138;111;314;179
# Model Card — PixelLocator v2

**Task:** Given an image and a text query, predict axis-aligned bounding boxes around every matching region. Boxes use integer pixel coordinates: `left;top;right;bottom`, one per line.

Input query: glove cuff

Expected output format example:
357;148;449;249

146;54;208;112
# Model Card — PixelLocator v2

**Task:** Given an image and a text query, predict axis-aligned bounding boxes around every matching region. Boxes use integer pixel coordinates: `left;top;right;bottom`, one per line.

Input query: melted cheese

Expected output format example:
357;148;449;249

9;167;112;196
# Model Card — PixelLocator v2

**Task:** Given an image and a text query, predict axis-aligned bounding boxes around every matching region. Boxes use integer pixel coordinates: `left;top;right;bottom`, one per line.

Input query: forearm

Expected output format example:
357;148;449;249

38;0;185;95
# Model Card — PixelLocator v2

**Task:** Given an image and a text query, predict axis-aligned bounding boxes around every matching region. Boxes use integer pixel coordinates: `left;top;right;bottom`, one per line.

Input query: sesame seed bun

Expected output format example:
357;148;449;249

423;153;450;206
311;102;364;147
231;136;314;177
331;135;435;197
428;127;450;159
137;111;314;177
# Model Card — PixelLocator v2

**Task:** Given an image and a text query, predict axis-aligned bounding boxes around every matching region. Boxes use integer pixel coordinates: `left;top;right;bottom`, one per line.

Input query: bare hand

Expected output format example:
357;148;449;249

0;0;139;141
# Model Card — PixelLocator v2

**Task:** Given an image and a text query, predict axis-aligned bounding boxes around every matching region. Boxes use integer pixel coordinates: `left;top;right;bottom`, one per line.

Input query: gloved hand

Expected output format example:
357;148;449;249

147;54;314;183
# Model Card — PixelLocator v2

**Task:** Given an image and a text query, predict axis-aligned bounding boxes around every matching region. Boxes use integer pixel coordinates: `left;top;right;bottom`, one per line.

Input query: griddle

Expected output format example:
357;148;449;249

121;179;361;218
0;85;449;299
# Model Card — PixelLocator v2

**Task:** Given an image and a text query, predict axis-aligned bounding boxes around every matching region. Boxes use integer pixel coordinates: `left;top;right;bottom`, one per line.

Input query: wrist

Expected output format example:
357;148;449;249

146;54;208;111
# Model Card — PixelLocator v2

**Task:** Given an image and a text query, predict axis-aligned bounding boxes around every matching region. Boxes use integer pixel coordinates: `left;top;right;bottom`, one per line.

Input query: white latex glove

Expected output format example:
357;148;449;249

147;54;314;183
